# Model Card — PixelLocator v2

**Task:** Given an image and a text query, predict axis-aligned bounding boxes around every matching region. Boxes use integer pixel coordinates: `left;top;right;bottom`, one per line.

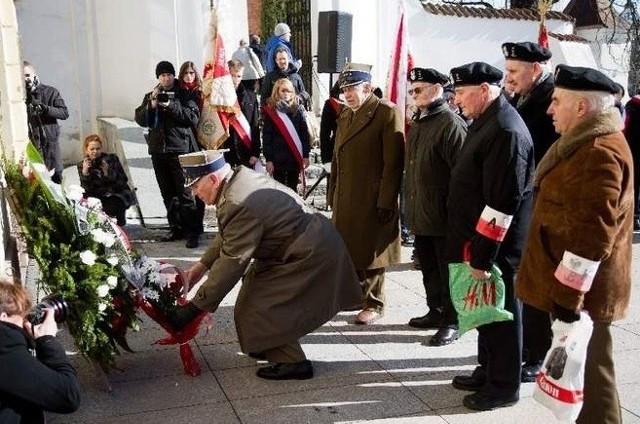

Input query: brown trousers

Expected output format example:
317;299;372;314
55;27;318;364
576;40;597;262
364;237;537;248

356;268;386;312
263;341;306;363
576;321;621;424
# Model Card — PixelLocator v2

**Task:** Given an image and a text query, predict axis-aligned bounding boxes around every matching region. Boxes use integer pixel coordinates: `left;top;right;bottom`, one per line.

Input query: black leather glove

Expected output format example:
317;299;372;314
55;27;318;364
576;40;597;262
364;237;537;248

31;100;48;114
552;303;580;323
376;208;394;224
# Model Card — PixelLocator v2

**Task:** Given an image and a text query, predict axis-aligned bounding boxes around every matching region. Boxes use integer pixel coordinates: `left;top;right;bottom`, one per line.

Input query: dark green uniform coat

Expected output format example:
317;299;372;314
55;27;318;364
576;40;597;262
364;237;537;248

328;93;405;270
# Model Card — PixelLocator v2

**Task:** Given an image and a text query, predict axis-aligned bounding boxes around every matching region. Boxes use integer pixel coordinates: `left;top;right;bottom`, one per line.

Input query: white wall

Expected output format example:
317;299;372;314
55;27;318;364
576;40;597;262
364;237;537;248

15;0;248;164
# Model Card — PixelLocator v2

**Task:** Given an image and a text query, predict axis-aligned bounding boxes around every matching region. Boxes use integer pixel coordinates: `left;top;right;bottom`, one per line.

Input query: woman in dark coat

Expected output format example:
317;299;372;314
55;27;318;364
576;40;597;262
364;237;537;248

77;134;134;226
0;279;81;423
262;78;310;192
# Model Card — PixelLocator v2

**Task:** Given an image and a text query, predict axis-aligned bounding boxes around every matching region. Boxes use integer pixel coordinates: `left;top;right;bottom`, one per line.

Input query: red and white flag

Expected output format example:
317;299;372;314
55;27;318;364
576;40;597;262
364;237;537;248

197;5;252;151
385;0;414;136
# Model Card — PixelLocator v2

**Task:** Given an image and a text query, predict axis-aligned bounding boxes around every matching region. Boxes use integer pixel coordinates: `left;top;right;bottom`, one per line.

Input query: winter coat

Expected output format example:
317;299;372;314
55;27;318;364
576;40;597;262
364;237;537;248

405;99;467;236
320;97;342;164
0;322;80;423
222;84;261;167
517;109;633;321
624;96;640;188
77;152;135;208
134;82;200;155
510;73;559;165
446;94;534;273
262;103;310;172
192;167;361;353
264;35;300;73
260;64;308;107
329;94;405;270
231;46;265;81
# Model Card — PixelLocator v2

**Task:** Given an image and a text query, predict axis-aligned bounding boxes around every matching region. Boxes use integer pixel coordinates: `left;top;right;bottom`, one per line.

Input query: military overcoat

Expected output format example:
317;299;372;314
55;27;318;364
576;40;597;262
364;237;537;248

328;93;405;270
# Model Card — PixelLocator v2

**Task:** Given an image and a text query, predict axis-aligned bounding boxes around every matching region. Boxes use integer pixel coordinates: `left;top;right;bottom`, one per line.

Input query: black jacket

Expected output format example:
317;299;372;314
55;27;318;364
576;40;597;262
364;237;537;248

319;98;342;164
510;73;558;165
0;322;80;423
26;83;69;147
447;94;534;273
134;83;200;155
262;104;310;171
260;64;309;107
223;84;261;167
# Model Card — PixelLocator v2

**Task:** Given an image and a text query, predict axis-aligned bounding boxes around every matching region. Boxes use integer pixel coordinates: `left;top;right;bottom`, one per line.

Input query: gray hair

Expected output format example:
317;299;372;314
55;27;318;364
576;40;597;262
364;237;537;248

572;90;615;113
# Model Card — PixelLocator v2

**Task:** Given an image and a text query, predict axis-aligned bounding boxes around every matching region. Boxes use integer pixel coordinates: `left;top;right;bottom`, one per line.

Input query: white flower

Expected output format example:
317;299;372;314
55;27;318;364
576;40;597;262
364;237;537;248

80;250;97;266
98;302;108;312
86;197;102;209
107;275;118;289
96;284;110;297
66;184;85;202
106;255;118;266
141;286;159;301
90;229;116;248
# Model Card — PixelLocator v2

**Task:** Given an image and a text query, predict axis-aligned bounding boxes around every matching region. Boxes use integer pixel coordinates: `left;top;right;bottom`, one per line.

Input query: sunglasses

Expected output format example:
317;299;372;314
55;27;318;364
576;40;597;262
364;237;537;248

408;85;432;95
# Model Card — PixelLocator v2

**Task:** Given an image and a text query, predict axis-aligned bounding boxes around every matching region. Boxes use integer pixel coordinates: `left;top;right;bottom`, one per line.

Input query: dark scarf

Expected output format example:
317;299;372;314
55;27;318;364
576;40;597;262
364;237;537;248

181;80;199;91
534;108;623;187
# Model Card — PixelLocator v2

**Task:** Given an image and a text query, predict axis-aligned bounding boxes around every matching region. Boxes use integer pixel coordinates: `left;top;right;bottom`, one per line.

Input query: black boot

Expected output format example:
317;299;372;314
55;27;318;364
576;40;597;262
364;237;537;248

168;302;203;331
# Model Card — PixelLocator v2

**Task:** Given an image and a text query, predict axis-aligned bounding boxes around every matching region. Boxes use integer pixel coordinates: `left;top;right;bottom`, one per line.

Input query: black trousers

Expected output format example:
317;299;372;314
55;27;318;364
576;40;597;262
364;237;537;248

476;264;522;398
273;170;299;193
151;153;204;237
522;303;552;365
414;235;457;326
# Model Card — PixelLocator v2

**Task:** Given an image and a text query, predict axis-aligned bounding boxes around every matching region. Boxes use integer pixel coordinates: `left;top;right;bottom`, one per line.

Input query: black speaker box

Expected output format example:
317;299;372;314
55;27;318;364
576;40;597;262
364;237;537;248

317;11;352;74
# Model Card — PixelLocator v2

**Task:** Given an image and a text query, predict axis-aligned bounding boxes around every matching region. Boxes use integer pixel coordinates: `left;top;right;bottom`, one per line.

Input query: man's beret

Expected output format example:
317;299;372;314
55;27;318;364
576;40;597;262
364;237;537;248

408;67;449;85
450;62;503;87
554;64;618;94
502;42;552;63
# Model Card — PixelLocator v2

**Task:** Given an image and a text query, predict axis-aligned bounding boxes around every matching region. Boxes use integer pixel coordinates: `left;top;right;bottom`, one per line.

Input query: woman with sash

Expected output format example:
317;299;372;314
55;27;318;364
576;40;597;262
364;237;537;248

262;78;310;192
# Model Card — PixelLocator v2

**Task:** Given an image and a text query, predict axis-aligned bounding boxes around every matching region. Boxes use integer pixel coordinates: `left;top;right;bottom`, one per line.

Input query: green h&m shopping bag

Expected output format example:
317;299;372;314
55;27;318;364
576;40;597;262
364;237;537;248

449;261;513;334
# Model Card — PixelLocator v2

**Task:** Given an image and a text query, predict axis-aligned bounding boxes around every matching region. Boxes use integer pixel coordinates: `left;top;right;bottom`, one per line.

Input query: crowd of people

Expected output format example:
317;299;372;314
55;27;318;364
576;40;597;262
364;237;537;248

9;24;637;423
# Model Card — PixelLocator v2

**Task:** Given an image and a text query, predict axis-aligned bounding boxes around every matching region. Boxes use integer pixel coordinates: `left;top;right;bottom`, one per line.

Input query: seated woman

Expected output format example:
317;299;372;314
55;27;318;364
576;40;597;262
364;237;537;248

0;278;81;422
77;134;134;226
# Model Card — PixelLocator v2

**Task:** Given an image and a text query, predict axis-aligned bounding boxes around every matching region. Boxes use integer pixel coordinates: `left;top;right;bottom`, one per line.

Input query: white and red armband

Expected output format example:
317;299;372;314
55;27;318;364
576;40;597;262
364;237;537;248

554;251;599;293
475;206;513;242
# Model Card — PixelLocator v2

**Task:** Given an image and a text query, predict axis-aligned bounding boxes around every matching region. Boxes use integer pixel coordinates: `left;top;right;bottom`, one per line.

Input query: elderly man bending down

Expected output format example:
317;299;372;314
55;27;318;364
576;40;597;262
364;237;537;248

169;151;361;380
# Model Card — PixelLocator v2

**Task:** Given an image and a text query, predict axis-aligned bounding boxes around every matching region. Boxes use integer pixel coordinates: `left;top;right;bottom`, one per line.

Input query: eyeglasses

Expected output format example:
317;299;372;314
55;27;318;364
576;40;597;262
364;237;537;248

408;85;432;96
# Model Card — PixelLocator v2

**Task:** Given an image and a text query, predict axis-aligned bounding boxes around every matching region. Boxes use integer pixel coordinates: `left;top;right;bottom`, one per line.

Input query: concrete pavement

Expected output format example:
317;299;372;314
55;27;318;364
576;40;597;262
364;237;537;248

42;121;640;423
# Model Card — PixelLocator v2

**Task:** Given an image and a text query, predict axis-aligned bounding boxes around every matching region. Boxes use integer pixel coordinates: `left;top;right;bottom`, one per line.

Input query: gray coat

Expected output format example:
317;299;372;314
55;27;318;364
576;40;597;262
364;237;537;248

192;167;361;353
405;100;467;236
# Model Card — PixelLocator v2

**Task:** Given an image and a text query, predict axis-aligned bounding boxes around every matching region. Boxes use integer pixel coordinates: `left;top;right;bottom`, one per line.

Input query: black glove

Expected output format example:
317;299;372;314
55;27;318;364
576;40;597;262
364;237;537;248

376;208;394;224
552;303;580;323
31;100;48;114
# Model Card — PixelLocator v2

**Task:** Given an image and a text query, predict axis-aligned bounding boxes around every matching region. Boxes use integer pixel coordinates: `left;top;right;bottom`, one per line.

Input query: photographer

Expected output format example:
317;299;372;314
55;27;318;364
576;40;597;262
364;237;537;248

134;61;203;248
23;61;69;184
77;134;134;226
0;279;81;423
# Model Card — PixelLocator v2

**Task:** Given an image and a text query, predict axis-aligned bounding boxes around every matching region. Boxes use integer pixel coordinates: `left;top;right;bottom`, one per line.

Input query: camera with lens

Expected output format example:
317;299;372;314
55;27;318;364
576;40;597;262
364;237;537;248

28;294;69;326
156;92;174;103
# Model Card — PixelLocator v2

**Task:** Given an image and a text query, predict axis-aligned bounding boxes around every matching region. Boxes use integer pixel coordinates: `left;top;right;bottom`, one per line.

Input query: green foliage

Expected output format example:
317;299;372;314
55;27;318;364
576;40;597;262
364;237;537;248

260;0;286;40
2;157;138;370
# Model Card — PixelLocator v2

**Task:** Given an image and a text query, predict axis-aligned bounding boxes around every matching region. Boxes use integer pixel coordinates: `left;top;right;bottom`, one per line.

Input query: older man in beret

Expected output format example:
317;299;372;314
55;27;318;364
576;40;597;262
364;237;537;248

328;63;405;325
517;65;633;424
168;151;361;380
404;67;467;347
447;62;534;411
502;41;560;383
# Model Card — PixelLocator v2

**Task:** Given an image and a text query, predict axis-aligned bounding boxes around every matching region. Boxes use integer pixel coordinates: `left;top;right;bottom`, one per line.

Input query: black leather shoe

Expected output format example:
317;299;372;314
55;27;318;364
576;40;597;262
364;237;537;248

408;313;441;329
167;302;202;331
248;352;267;360
429;327;459;346
256;360;313;380
161;230;184;242
521;362;541;383
185;236;200;249
462;392;519;411
452;369;485;392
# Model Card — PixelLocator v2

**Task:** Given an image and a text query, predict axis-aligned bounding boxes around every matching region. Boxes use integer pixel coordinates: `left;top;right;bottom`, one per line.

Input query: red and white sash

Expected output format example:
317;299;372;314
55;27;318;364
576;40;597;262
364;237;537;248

262;105;306;189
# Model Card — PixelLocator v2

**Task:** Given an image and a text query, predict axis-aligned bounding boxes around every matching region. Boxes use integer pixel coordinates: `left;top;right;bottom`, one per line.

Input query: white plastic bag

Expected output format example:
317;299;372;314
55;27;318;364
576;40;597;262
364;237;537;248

533;312;593;422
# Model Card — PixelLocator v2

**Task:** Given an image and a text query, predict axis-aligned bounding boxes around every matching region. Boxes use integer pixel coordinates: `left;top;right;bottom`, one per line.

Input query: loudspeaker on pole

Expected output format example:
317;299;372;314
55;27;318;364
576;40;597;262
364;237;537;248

317;11;353;74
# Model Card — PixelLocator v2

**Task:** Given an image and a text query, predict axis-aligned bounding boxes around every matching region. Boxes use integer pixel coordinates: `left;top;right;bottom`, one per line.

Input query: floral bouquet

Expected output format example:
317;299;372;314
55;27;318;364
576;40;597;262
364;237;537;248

1;144;138;370
122;256;212;376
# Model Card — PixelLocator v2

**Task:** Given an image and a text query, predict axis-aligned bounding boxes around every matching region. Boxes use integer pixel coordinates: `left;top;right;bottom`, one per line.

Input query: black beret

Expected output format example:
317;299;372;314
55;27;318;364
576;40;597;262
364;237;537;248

155;60;175;78
408;67;449;85
554;64;618;94
450;62;503;87
502;42;552;63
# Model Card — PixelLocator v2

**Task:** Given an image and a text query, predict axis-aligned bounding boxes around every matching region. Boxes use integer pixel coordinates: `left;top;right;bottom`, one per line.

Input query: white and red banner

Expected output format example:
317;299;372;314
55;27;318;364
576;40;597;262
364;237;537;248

385;0;414;136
